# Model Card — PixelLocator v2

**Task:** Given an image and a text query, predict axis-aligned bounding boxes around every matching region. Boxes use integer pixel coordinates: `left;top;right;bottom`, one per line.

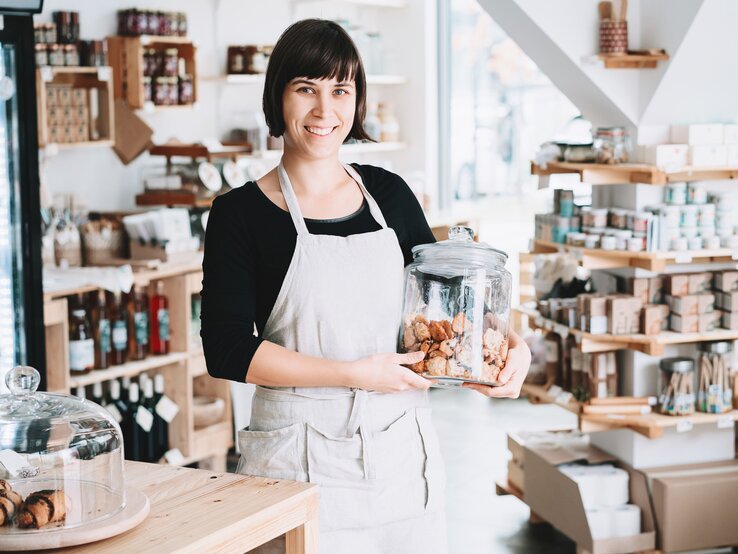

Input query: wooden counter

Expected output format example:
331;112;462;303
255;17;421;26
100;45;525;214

48;462;319;553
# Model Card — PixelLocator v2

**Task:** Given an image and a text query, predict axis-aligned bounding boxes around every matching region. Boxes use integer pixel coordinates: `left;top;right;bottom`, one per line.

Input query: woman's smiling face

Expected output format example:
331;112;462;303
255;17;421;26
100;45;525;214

281;76;356;158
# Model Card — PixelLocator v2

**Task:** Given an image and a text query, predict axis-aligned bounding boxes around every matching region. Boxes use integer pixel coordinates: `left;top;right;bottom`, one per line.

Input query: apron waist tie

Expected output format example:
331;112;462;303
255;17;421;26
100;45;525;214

347;389;374;480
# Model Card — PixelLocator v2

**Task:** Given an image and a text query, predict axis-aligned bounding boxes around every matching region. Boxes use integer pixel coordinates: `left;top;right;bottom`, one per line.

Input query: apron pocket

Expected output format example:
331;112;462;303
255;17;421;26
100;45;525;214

306;424;371;531
237;423;305;482
415;407;447;513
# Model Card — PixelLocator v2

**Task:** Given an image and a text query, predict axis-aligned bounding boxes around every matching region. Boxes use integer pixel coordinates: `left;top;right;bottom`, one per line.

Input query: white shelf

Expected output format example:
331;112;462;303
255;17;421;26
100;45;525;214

291;0;406;7
202;74;407;85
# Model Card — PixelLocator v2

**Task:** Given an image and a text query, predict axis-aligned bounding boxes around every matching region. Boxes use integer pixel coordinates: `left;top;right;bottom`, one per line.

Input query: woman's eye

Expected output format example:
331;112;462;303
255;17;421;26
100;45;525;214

334;89;349;96
298;87;314;94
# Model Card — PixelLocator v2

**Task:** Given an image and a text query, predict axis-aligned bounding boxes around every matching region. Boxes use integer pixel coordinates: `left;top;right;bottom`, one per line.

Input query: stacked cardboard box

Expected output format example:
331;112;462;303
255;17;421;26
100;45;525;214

714;270;738;329
45;85;92;144
663;273;717;332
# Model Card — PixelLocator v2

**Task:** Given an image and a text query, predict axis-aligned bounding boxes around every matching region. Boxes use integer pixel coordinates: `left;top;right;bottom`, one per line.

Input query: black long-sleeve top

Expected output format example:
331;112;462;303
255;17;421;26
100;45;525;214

200;164;436;383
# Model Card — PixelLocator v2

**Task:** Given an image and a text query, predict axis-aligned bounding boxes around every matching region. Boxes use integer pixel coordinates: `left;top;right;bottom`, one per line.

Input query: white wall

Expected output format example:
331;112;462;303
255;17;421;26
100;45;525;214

36;0;436;211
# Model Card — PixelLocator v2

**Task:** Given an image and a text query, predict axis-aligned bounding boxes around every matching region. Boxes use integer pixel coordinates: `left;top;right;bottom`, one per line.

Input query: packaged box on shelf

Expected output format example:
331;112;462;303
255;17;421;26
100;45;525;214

130;238;201;264
667;293;714;316
689;144;728;167
507;429;586;467
727;144;738;165
608;296;643;334
688;272;713;293
626;277;649;306
664;274;690;297
507;460;524;493
585;296;609;335
638;144;688;169
714;270;738;292
45;86;59;107
670;123;724;145
719;290;738;311
710;309;722;328
57;86;73;107
648;277;663;304
641;304;669;335
524;444;656;553
71;88;88;107
721;310;738;330
590;425;735;469
640;460;738;553
670;313;716;333
725;124;738;144
636;124;670;145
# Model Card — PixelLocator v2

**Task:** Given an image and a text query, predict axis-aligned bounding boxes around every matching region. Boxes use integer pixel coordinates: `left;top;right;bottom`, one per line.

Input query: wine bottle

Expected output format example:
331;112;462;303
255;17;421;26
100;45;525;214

121;375;131;404
74;385;86;399
69;309;94;375
150;281;170;355
126;383;144;462
107;379;130;449
143;379;157;462
88;290;111;369
91;382;104;406
153;374;169;460
127;286;150;361
108;290;128;366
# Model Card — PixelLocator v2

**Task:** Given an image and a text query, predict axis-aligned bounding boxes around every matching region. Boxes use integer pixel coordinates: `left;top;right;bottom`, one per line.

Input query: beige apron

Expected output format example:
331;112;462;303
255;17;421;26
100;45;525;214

236;161;447;553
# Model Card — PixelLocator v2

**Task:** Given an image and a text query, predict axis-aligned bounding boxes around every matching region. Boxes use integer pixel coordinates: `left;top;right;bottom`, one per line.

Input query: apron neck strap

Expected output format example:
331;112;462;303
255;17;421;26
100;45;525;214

277;160;389;236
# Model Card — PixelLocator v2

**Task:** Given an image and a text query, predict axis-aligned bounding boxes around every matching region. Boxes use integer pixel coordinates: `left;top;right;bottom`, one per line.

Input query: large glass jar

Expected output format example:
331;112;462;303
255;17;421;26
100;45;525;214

593;126;631;164
0;366;126;535
398;226;512;387
659;357;695;416
697;341;733;413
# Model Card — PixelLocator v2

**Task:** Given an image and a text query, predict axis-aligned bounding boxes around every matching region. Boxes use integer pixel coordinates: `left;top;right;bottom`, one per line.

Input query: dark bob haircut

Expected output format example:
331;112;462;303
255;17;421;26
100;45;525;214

263;19;371;142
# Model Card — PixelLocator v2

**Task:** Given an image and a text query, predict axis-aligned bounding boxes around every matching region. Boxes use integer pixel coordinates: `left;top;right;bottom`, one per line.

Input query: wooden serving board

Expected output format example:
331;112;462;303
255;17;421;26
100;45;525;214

0;487;149;551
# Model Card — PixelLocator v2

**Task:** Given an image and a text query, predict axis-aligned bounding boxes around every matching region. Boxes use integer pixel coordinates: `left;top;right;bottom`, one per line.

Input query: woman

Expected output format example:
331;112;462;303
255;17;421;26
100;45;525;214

201;18;531;553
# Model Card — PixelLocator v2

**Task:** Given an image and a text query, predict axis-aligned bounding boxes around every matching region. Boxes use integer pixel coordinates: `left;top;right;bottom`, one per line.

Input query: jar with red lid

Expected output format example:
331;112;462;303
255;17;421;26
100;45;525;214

154;77;170;105
162;48;179;77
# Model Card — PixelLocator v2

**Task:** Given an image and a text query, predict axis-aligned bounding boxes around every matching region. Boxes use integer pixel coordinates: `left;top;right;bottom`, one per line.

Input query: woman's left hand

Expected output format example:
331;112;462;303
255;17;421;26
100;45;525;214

462;329;531;398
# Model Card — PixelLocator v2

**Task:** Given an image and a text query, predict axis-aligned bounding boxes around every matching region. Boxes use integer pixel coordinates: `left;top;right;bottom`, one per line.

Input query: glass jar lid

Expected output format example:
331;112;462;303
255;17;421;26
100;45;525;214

412;226;508;268
659;357;695;374
596;126;628;137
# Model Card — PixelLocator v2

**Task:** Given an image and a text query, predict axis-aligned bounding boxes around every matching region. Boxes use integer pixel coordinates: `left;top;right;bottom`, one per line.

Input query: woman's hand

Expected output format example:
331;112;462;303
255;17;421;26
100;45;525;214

463;330;531;398
344;351;434;392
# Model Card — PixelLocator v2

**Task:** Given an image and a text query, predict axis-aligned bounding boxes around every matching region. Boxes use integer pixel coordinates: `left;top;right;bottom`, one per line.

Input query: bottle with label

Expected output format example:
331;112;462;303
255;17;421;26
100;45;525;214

74;385;86;399
150;281;170;355
125;383;144;462
108;291;128;366
121;375;131;404
143;379;158;462
544;330;563;387
88;290;111;369
127;287;150;361
91;382;104;406
378;101;399;143
364;102;382;142
69;309;95;374
107;379;130;448
153;374;169;460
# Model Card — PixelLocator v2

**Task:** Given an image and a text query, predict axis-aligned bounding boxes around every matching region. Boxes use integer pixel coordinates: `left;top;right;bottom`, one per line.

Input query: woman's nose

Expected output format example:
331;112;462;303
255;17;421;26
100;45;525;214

311;92;334;117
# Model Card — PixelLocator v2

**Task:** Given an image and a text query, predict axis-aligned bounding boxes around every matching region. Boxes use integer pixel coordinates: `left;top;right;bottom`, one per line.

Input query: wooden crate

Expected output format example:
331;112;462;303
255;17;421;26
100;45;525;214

36;67;115;148
107;35;197;109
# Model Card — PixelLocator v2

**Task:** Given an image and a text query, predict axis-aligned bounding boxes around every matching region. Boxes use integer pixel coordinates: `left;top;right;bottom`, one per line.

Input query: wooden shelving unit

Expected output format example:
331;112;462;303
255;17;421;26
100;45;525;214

597;52;669;69
531;161;738;185
42;261;231;469
580;410;738;439
35;66;115;148
532;238;738;272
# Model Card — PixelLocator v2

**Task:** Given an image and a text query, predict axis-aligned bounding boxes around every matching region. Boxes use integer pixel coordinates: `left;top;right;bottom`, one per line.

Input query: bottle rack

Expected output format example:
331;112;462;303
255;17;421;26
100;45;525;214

43;259;232;470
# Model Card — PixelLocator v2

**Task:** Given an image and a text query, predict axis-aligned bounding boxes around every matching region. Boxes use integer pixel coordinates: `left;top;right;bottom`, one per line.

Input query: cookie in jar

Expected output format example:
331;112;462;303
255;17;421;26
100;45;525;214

398;226;512;387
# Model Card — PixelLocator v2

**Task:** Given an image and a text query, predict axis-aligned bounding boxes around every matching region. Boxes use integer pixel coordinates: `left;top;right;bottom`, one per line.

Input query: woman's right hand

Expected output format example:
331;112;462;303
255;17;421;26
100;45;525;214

344;351;434;392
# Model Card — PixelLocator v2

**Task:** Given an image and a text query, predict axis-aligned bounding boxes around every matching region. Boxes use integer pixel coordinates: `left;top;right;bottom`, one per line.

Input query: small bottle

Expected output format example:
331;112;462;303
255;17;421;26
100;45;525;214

108;291;128;365
91;382;104;406
378;102;400;143
69;309;95;374
364;102;382;142
127;287;149;361
150;281;170;355
107;379;130;448
88;290;111;370
153;374;169;460
126;383;144;462
121;375;132;404
74;385;86;399
143;379;157;462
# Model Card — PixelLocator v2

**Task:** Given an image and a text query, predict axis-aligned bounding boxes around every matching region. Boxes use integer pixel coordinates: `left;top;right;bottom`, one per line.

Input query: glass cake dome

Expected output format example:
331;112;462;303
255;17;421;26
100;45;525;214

0;366;125;533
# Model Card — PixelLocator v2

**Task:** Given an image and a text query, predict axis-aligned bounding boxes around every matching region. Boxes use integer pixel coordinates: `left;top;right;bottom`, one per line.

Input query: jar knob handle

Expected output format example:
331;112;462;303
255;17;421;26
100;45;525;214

5;366;40;396
448;226;475;242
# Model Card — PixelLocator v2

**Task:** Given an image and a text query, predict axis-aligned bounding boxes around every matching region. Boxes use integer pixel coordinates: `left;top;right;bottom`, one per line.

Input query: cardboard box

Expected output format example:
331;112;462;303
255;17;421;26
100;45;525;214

722;310;738;330
636;124;670;145
507;460;524;493
507;429;586;465
689;144;728;166
725;123;738;144
71;87;88;107
590;426;735;469
641;460;738;552
113;99;154;165
720;290;738;311
129;240;200;263
647;277;663;304
670;123;724;145
45;86;59;107
641;304;669;335
715;270;738;292
524;445;656;554
627;278;649;306
57;86;73;107
664;274;689;297
688;272;712;293
587;296;608;317
638;144;688;169
669;293;714;315
608;296;642;335
670;313;715;333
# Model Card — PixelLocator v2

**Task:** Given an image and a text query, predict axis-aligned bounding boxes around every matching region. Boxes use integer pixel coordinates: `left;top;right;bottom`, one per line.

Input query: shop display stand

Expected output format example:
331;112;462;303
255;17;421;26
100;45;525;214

531;161;738;185
43;257;233;470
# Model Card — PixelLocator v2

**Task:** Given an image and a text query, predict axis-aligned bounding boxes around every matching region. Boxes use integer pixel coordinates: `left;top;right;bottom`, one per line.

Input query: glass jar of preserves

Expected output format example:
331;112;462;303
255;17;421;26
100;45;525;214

398;225;512;387
593;126;631;164
178;74;194;104
34;43;48;66
227;46;247;74
63;44;79;67
697;341;733;414
48;44;64;67
69;309;94;374
142;76;153;103
44;22;57;44
177;12;187;37
33;24;44;43
153;76;170;105
157;11;171;36
659;357;695;416
162;48;179;77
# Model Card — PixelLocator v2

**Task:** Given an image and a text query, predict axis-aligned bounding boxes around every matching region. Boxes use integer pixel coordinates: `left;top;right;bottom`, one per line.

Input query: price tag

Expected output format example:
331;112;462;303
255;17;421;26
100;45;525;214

647;396;658;406
136;405;154;433
547;385;563;398
164;448;185;466
39;66;53;82
105;403;123;423
676;419;693;433
538;175;551;190
155;395;180;423
555;391;574;406
717;415;734;429
97;67;112;82
0;450;38;478
674;253;692;264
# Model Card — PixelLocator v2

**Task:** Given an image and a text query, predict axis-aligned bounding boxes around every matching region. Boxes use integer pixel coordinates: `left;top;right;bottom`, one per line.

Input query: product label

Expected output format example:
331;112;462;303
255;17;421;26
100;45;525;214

134;312;149;345
164;448;185;466
0;450;38;478
545;340;559;363
105;403;123;423
676;419;693;433
98;318;111;353
571;348;583;371
155;395;180;423
136;405;154;433
112;321;127;350
157;308;170;341
69;339;94;371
